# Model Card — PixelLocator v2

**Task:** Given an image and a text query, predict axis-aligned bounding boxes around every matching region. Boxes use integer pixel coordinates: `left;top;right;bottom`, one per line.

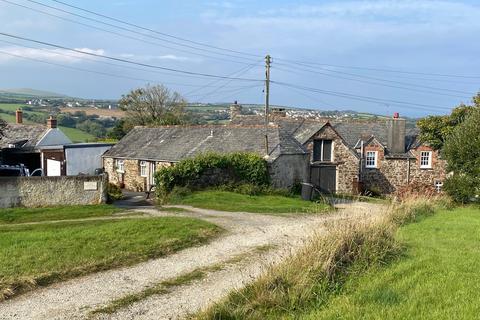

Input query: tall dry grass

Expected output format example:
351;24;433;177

195;195;452;320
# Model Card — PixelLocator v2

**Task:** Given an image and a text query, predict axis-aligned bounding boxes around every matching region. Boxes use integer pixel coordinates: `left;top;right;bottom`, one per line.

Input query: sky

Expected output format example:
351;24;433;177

0;0;479;117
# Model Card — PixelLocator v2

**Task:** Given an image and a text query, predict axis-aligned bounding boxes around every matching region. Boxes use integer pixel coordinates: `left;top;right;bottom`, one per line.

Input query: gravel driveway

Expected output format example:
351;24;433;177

0;202;385;320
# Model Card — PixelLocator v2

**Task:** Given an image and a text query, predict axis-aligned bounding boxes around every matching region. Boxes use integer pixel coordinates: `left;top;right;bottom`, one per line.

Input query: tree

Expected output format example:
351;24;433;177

119;84;187;129
106;119;128;140
443;107;480;202
0;117;7;138
417;93;479;150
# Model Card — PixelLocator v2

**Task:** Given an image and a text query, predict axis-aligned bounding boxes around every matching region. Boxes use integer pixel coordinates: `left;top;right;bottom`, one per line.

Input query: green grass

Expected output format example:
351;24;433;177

0;216;221;299
58;126;96;142
0;205;122;224
304;206;480;320
171;191;331;215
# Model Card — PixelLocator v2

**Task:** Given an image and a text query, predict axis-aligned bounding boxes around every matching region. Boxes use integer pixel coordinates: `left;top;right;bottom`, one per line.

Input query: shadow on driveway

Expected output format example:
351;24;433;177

114;191;154;208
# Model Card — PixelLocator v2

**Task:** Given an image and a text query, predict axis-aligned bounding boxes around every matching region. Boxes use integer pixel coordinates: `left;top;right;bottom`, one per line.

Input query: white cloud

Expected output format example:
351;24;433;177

0;46;105;64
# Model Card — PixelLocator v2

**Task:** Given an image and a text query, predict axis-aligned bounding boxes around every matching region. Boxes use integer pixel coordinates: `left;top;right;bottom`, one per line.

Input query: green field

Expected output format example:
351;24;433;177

305;206;480;319
170;190;331;215
0;103;96;142
0;205;221;299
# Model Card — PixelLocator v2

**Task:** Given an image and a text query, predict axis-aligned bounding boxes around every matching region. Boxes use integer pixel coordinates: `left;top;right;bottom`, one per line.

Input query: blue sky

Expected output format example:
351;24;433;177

0;0;479;116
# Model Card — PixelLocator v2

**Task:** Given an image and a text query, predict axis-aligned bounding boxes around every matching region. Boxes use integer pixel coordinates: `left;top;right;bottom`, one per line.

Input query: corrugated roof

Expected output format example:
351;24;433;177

103;125;306;162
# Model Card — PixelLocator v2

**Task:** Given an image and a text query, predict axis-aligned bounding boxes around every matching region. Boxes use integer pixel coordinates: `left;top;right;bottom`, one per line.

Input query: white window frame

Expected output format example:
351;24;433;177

365;151;378;168
139;160;148;177
314;139;334;162
434;181;443;193
420;151;433;169
116;159;125;173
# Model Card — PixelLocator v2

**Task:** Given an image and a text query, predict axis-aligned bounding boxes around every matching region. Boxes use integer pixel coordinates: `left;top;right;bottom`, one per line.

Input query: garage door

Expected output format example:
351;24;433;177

311;166;337;194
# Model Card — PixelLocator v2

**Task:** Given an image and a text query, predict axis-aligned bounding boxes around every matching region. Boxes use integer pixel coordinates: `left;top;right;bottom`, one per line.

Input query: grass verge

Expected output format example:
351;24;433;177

0;205;122;224
194;196;451;319
0;217;221;300
170;190;331;215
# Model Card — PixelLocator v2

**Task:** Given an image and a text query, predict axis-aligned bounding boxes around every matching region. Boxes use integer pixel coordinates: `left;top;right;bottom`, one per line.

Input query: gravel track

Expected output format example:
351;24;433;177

0;202;384;320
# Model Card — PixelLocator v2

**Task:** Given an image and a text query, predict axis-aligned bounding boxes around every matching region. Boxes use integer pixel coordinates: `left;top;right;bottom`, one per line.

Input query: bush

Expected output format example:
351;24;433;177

443;174;479;204
106;183;124;202
155;152;269;202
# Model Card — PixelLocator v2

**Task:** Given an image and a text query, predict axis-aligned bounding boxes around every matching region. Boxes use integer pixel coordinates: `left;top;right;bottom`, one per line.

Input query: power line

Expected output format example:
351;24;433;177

0;38;262;84
0;32;263;82
273;64;472;99
0;49;260;89
1;0;259;65
50;0;260;59
23;0;259;63
276;58;480;79
275;61;473;97
272;81;453;112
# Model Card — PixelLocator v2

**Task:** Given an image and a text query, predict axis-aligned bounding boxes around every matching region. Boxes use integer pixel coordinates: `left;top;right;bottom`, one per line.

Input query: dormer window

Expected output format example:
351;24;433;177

313;139;333;162
365;151;378;168
420;151;432;169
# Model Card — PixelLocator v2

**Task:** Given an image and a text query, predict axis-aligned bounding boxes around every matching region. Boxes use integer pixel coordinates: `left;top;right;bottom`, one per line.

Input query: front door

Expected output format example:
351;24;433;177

148;162;156;188
311;165;337;194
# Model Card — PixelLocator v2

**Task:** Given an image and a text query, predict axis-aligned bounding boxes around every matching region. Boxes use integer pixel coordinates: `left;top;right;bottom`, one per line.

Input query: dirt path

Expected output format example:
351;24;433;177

0;203;385;320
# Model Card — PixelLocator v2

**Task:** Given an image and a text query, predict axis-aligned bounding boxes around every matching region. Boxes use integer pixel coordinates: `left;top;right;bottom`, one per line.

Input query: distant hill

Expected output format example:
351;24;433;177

0;88;68;98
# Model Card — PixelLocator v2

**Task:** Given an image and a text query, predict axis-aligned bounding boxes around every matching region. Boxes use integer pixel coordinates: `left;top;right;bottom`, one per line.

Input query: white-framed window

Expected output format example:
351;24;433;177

420;151;432;169
116;159;125;173
434;180;443;193
365;151;378;168
313;139;333;162
140;161;147;177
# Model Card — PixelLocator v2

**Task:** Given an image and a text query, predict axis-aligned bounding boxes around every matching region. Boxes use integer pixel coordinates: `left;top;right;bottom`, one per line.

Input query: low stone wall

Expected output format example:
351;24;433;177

0;175;107;208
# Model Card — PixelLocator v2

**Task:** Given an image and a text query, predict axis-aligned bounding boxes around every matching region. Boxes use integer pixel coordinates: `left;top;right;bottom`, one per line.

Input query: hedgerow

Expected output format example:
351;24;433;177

154;152;269;202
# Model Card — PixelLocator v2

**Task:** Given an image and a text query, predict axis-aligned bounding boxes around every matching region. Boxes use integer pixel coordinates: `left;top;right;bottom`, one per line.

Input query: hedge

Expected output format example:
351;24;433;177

154;152;270;199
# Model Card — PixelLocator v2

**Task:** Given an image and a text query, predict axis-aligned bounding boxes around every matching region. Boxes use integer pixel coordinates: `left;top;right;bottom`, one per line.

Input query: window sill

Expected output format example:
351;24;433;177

420;167;433;170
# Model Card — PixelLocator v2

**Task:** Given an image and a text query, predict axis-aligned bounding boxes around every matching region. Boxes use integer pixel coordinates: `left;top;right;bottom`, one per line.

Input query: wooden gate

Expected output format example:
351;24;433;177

311;165;337;194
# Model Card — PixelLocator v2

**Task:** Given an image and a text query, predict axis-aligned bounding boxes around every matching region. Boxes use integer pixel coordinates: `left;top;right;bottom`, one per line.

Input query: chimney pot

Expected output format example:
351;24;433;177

393;112;400;119
47;115;57;129
16;109;23;124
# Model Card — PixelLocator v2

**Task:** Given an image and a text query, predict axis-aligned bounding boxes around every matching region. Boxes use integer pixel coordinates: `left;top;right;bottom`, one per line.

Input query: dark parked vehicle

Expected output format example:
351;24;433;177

0;164;30;177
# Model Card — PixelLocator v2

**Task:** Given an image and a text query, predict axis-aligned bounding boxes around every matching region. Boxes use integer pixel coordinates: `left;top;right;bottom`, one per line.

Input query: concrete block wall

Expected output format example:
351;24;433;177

0;175;107;208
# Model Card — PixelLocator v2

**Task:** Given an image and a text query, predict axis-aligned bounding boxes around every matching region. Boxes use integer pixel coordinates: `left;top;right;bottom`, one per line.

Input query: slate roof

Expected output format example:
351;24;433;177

0;124;48;150
232;115;421;157
103;125;306;162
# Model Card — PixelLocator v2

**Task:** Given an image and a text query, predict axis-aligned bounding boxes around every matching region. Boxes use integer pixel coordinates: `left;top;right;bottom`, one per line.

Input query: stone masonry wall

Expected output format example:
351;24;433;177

361;145;447;195
104;157;173;192
304;125;360;194
0;175;107;208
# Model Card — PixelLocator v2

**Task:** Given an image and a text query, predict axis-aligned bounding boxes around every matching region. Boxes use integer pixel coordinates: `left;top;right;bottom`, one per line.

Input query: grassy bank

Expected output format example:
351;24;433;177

0;205;121;224
306;206;480;319
170;190;330;215
0;216;221;300
195;197;452;319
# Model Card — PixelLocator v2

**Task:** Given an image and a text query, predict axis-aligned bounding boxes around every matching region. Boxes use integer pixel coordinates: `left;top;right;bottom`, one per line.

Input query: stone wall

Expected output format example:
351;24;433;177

0;175;107;208
361;145;447;195
304;124;360;194
103;157;173;192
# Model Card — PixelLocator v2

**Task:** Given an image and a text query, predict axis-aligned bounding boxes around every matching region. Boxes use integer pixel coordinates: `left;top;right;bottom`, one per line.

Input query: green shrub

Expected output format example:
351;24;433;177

106;183;124;202
443;174;479;204
155;152;269;202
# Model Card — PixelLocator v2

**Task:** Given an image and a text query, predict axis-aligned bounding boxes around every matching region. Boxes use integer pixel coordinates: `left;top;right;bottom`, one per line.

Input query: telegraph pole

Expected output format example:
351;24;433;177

264;54;271;156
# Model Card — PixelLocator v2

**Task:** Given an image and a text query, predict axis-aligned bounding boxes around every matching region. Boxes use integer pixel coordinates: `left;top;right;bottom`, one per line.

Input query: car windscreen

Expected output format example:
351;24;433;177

0;169;21;176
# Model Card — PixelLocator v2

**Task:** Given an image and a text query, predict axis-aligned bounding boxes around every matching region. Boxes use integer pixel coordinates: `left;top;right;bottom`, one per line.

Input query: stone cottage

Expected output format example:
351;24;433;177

102;125;309;191
232;110;447;195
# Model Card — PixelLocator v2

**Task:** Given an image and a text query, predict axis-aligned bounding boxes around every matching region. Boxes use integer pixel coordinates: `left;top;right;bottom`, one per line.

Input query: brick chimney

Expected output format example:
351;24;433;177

230;101;242;120
387;113;406;154
47;115;57;129
15;109;23;124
